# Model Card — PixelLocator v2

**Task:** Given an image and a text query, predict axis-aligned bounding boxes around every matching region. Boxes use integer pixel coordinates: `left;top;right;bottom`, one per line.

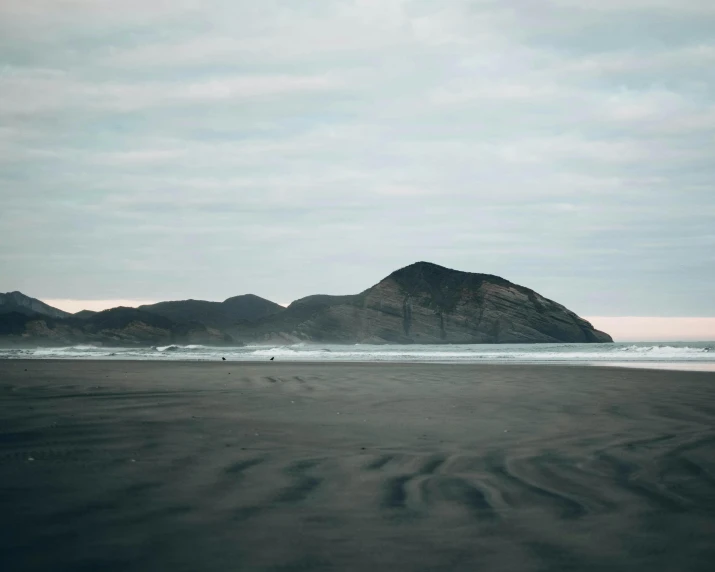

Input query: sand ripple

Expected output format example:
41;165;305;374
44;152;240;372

1;361;715;571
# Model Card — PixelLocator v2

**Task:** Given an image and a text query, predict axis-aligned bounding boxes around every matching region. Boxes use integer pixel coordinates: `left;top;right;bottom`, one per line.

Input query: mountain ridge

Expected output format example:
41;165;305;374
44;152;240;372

0;291;70;319
0;306;233;347
139;294;284;328
229;262;612;344
0;262;612;346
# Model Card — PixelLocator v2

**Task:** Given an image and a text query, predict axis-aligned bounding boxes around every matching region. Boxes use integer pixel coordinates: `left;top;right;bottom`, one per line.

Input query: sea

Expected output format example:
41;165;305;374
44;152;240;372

2;341;714;371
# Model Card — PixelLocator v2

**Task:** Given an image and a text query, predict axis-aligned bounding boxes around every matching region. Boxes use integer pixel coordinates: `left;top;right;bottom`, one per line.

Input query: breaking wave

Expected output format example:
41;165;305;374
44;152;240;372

155;345;209;352
617;344;712;355
2;342;714;368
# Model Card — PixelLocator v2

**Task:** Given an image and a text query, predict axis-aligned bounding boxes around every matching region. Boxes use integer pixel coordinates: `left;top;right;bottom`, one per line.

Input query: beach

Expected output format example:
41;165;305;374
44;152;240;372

1;360;714;571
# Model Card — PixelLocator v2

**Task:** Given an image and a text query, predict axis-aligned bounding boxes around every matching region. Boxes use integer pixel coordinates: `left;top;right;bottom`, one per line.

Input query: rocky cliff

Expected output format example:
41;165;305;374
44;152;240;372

240;262;612;344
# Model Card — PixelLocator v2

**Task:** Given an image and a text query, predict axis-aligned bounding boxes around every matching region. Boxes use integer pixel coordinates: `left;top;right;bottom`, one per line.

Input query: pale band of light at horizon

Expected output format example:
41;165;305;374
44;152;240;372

43;300;715;342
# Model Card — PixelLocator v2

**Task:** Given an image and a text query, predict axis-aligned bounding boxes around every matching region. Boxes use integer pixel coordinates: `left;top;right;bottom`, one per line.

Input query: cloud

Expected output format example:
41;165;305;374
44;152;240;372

545;0;715;14
0;0;713;324
0;68;345;115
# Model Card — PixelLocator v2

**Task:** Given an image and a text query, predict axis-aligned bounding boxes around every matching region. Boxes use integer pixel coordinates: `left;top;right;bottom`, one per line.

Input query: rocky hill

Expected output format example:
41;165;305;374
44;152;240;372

0;291;70;319
139;294;284;328
0;307;233;347
0;263;612;345
73;310;97;319
238;262;612;344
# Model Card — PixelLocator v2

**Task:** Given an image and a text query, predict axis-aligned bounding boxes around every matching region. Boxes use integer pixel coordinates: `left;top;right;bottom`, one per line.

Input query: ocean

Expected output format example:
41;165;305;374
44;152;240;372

2;341;714;370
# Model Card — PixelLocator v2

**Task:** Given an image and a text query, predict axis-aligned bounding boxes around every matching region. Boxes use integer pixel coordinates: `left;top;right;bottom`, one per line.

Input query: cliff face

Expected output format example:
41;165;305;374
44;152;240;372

245;262;612;344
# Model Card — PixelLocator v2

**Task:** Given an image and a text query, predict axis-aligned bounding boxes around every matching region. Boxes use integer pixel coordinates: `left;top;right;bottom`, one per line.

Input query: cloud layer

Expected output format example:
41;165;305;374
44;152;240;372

1;0;713;319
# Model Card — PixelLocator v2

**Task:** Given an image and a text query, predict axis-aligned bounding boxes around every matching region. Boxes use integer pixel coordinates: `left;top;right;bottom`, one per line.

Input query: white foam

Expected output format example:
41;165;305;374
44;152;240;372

617;344;712;355
2;342;714;364
250;347;299;356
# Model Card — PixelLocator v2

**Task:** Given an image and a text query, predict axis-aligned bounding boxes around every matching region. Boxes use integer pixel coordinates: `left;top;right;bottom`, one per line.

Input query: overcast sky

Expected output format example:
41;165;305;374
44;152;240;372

1;1;714;328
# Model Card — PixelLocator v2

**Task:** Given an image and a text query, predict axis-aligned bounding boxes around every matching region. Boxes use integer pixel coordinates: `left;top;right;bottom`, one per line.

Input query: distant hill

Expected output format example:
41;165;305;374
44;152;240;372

73;310;97;319
0;292;281;347
0;291;70;319
237;262;613;344
139;294;284;328
0;306;234;347
0;264;613;346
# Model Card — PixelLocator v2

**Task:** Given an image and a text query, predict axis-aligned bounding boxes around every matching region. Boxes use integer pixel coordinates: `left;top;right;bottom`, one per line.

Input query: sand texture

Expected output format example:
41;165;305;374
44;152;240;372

1;361;714;571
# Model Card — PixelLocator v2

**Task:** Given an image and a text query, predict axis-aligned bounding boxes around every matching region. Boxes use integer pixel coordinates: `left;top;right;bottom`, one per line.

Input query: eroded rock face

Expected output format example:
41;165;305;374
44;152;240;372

248;262;612;344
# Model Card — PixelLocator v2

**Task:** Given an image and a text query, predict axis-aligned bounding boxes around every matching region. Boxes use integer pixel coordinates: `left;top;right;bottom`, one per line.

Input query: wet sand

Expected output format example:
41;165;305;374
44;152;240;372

1;360;714;572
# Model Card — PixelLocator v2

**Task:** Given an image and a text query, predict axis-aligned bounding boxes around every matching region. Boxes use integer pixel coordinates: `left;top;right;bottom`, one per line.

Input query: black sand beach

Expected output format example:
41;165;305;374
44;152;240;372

1;361;714;571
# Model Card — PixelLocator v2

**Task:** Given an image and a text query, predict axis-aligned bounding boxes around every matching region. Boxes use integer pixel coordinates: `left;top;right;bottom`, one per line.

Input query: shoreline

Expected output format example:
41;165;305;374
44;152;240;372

4;357;715;372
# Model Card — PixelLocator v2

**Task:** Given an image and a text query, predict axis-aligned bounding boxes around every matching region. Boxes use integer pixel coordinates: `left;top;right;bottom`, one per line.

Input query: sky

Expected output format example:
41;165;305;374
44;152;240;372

1;1;714;341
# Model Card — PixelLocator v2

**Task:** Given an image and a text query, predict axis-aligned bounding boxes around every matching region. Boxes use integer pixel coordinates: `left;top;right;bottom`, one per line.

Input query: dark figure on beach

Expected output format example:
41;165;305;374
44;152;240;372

270;357;274;361
222;357;226;361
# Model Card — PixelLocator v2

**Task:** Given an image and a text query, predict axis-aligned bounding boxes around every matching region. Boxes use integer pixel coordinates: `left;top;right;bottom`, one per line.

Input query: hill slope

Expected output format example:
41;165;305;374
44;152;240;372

0;292;70;319
239;262;612;344
139;294;284;328
73;310;97;319
0;264;612;345
0;307;233;347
